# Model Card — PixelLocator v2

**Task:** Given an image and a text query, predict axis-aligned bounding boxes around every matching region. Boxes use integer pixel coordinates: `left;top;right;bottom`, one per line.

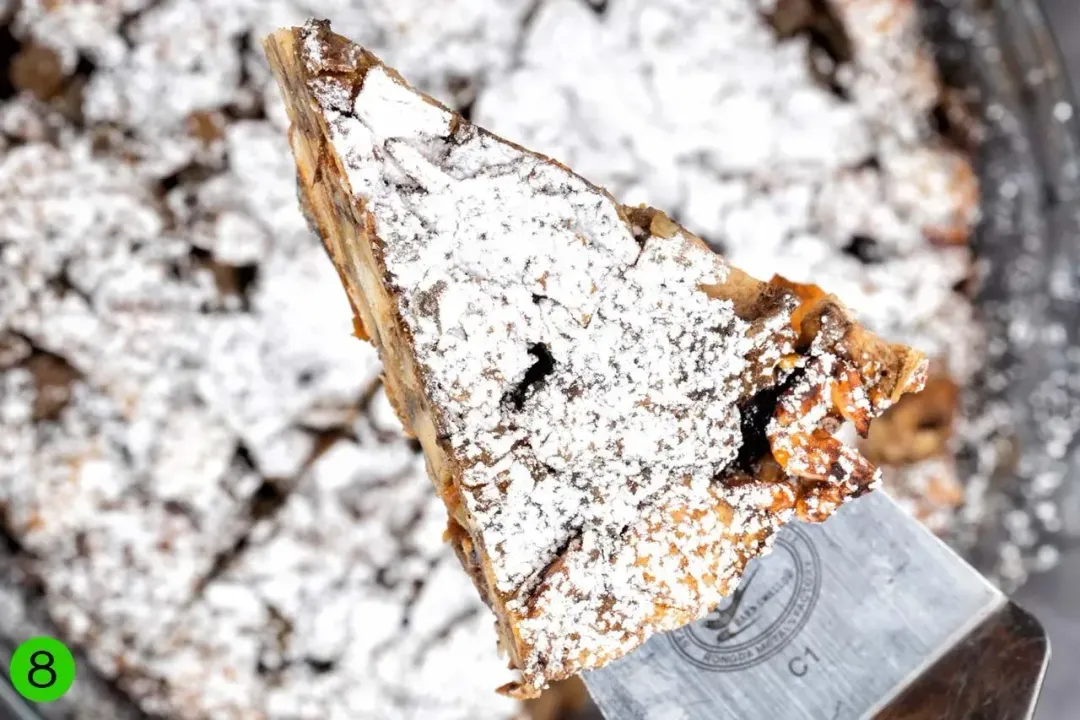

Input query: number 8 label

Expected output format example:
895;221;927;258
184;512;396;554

8;637;75;703
27;650;58;689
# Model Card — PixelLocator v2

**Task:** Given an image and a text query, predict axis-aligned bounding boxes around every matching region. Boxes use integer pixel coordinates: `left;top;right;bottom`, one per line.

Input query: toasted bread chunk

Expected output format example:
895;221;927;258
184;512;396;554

264;20;927;697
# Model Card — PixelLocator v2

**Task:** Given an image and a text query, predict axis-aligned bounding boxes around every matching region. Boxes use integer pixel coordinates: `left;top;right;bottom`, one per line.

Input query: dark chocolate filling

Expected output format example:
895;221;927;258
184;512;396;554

732;368;804;474
502;342;556;411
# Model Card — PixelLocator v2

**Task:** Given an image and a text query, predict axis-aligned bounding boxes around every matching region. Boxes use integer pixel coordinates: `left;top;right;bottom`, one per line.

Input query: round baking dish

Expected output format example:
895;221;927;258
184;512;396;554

923;0;1080;588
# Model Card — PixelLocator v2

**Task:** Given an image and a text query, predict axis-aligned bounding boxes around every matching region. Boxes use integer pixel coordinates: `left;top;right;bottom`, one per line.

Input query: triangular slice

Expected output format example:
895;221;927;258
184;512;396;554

264;20;928;698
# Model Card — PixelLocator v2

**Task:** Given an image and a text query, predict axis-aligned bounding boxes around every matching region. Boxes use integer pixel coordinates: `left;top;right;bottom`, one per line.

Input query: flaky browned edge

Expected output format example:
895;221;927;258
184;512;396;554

262;25;540;694
263;22;927;699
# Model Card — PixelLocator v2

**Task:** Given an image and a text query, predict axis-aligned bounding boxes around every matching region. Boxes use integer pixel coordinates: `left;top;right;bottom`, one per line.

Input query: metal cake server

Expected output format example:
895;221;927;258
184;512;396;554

584;491;1050;719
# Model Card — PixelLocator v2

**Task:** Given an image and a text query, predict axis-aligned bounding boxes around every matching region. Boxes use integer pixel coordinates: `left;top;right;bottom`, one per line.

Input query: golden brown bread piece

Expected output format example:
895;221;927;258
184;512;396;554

264;20;927;697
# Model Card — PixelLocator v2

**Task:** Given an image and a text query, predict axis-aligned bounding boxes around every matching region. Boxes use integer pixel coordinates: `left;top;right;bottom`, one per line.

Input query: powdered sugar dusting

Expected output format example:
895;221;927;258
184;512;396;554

0;1;530;716
302;24;865;686
477;0;979;385
112;421;518;720
475;0;985;544
519;477;785;680
319;61;796;580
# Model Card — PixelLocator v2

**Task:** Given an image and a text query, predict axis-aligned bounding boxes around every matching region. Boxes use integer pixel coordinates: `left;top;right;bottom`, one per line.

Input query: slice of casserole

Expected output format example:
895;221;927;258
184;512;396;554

264;20;927;697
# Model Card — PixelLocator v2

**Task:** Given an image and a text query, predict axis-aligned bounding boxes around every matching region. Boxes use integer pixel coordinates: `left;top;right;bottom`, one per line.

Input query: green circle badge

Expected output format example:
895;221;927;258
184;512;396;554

8;637;75;703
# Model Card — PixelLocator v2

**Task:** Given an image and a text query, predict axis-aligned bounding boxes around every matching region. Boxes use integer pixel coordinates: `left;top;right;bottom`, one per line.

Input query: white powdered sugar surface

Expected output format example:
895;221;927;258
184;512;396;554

112;416;517;720
477;0;982;386
473;0;985;538
310;44;807;681
0;1;533;718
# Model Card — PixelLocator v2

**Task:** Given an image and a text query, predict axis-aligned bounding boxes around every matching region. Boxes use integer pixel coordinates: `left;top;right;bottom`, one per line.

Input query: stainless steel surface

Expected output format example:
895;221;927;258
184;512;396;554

1043;0;1080;92
876;601;1049;720
1003;1;1080;718
1017;550;1080;720
583;493;1036;720
0;680;39;720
